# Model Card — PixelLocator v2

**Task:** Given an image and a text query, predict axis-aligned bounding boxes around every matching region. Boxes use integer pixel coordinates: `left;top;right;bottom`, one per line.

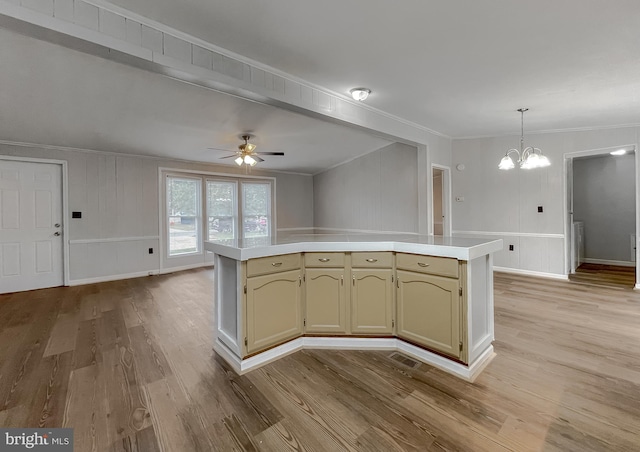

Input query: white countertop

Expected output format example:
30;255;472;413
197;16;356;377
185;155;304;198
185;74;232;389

205;233;502;261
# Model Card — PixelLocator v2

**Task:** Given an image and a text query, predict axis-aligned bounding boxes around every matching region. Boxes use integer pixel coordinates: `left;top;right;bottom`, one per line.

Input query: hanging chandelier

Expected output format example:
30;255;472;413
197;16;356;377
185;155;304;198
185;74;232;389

498;108;550;170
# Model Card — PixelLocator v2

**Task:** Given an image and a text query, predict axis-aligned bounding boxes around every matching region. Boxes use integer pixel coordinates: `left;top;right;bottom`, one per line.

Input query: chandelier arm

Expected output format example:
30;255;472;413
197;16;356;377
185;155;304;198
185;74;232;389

505;148;522;161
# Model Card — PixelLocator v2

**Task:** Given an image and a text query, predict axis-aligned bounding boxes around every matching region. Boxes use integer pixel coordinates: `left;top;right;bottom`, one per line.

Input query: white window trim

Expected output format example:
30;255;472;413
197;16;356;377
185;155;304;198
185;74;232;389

166;174;203;258
158;167;277;269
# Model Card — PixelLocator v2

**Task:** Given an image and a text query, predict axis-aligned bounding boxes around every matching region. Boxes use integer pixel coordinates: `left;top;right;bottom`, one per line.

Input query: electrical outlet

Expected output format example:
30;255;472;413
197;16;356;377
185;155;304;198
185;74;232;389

148;248;153;254
509;245;514;251
72;211;82;219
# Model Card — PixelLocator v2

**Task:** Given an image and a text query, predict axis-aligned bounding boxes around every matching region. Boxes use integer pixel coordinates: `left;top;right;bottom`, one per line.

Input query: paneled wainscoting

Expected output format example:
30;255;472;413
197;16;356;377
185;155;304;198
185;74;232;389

0;269;639;451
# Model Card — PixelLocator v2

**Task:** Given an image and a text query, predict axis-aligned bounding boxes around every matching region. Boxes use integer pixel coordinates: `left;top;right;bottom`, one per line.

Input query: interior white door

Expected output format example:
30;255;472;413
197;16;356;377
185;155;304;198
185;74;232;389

0;160;63;293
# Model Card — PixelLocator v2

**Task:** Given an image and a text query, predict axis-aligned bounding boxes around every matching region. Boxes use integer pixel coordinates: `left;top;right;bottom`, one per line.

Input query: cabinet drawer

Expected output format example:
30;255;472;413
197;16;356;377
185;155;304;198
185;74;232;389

396;253;458;278
305;252;346;268
247;253;301;277
351;252;393;268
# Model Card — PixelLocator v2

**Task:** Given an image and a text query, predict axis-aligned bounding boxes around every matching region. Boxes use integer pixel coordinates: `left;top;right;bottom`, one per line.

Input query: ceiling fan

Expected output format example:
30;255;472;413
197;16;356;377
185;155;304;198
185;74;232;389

210;134;284;167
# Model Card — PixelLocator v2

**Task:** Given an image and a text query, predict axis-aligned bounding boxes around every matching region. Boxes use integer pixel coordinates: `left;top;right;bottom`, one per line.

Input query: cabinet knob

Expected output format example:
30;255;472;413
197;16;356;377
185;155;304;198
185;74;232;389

365;258;378;263
271;262;282;267
417;262;430;267
318;258;330;262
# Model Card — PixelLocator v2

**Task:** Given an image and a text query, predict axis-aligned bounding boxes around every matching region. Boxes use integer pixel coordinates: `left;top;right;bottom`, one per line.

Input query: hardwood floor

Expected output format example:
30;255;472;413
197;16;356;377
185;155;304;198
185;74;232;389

1;269;640;451
569;263;636;289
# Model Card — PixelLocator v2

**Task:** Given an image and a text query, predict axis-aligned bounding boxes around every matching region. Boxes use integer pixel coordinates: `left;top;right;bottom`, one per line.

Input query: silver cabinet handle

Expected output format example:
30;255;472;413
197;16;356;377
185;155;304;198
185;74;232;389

417;262;430;267
365;258;378;263
271;262;282;267
54;232;61;236
318;258;330;262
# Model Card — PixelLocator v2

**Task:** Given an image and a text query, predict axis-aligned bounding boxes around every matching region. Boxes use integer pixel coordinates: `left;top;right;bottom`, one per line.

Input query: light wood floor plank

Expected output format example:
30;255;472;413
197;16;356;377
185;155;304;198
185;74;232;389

1;268;639;451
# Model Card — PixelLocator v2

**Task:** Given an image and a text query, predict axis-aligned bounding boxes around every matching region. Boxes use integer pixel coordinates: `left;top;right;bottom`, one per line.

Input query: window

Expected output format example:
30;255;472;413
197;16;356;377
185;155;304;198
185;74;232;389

242;182;271;238
207;180;237;241
167;176;201;256
164;171;275;259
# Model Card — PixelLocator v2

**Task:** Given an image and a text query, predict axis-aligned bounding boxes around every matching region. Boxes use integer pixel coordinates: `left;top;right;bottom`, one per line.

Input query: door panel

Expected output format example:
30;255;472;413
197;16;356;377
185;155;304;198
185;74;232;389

0;160;63;293
246;269;302;354
305;268;346;333
351;269;393;334
397;270;460;358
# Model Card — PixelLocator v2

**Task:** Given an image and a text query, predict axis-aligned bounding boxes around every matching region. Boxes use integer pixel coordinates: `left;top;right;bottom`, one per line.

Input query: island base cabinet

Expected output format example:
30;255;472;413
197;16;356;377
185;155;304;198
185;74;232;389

396;270;460;359
246;269;302;355
305;269;347;333
351;269;393;334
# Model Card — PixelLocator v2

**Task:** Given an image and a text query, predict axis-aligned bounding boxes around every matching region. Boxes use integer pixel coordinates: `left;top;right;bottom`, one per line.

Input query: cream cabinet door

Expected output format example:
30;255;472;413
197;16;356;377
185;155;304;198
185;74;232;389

305;269;347;333
396;270;460;359
351;269;393;334
246;269;302;354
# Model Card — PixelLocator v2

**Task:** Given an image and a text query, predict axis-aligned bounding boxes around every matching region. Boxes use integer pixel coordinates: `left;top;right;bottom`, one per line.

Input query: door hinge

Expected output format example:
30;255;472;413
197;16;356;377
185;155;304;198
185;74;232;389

391;275;394;283
244;337;248;346
392;319;395;328
303;318;306;327
303;274;306;282
459;287;463;296
459;341;463;351
244;285;247;294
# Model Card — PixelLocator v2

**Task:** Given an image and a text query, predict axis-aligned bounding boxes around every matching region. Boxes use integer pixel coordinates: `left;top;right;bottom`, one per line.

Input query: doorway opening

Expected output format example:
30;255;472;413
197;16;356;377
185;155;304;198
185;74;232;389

431;165;451;236
565;146;637;289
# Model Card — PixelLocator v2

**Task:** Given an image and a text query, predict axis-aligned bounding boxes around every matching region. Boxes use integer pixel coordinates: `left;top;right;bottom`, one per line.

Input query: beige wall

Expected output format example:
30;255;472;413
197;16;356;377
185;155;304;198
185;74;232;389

313;143;419;233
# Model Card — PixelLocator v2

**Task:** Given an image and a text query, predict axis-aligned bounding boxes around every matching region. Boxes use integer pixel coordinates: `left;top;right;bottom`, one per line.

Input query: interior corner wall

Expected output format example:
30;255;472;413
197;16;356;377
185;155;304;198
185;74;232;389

0;143;313;284
451;126;639;277
313;143;419;233
573;153;636;263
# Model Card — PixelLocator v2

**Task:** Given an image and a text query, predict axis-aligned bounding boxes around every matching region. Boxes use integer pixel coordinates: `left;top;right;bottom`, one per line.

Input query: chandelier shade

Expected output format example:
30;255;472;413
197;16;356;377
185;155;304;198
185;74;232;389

499;109;550;170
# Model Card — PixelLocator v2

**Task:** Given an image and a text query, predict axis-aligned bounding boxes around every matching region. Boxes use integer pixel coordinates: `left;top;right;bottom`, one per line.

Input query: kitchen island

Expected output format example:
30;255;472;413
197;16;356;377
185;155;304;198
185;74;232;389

205;234;502;381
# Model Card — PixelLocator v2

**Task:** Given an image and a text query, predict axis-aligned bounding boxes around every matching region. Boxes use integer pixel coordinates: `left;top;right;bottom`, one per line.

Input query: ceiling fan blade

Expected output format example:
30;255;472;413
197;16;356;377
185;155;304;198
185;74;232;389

207;147;236;153
255;152;285;156
219;155;238;159
254;156;265;162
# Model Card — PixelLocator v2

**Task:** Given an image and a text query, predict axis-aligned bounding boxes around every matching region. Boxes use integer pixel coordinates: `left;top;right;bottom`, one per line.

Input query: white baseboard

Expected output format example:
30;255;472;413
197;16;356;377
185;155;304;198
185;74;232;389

68;270;160;286
68;263;213;286
493;266;569;280
582;258;636;268
160;262;213;274
215;336;493;382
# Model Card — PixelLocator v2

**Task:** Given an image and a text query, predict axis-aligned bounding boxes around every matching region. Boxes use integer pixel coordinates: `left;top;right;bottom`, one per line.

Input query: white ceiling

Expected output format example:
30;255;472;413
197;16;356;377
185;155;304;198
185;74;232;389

108;0;640;137
2;1;640;174
0;28;392;174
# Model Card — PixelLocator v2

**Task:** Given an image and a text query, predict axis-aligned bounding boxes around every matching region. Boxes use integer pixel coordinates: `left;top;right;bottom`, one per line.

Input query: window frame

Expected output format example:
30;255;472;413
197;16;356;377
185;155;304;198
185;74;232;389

240;180;273;239
166;174;202;257
161;169;276;262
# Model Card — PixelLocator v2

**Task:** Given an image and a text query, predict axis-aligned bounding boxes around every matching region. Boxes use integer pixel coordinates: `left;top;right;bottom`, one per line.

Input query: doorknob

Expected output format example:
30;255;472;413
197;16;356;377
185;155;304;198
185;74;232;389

54;232;61;236
55;223;60;227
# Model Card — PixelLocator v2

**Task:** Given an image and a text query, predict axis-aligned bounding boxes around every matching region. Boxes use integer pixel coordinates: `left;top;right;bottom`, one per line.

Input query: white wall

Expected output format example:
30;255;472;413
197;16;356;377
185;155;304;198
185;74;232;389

452;126;639;277
313;143;420;233
573;153;636;264
0;143;313;284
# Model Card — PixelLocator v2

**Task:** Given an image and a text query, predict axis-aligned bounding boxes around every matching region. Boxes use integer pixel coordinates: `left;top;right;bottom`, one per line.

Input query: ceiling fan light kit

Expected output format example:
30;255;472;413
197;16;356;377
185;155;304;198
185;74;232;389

213;134;284;168
498;108;550;170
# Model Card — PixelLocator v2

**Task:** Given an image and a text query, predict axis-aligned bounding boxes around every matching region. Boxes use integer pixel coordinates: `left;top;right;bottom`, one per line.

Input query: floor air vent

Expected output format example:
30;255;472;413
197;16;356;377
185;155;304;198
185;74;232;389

389;352;421;369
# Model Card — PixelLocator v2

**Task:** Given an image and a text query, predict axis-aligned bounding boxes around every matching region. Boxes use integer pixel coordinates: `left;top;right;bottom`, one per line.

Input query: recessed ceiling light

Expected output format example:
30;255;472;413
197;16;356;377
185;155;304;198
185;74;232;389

350;88;371;101
610;149;627;156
